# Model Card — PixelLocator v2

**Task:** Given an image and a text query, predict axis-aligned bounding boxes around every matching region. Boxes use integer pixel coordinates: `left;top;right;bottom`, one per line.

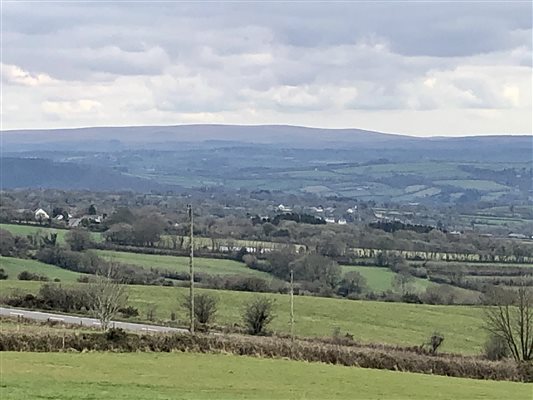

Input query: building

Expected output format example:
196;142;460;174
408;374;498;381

34;208;49;221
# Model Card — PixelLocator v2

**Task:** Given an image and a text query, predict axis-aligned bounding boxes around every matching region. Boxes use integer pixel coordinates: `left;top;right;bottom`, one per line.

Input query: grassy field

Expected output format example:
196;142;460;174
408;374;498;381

2;280;486;354
95;250;273;279
0;256;82;282
340;265;434;293
2;352;529;400
434;179;510;191
0;223;101;244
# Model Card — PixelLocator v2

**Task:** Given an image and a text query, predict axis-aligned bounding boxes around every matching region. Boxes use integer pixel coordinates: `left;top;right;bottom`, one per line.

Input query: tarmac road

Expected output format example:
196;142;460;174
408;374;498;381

0;306;188;334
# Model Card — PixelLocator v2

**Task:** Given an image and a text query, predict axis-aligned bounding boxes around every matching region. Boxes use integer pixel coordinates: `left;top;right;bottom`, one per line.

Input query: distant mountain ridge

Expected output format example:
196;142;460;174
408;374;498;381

1;125;531;194
2;124;531;153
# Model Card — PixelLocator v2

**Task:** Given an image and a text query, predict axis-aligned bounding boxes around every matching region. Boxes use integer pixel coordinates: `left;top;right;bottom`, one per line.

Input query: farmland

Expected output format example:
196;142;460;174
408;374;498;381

340;265;434;293
0;223;102;244
2;280;486;354
95;250;272;279
3;352;530;400
0;256;82;282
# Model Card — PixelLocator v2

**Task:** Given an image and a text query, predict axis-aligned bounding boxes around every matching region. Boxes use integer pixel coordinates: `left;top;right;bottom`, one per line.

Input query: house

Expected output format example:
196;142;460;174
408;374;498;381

34;208;49;221
337;218;347;225
346;206;357;214
276;204;292;213
325;217;336;224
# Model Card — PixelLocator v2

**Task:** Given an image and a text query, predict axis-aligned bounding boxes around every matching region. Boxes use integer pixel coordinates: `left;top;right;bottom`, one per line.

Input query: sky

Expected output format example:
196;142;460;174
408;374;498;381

1;1;532;136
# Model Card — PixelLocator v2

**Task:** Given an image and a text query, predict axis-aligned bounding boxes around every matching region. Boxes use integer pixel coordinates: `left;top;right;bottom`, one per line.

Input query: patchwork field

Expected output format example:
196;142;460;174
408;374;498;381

2;281;486;354
2;352;530;400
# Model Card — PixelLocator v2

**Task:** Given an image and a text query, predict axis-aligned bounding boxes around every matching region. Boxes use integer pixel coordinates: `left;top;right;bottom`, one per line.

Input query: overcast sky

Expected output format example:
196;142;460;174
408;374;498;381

2;1;532;136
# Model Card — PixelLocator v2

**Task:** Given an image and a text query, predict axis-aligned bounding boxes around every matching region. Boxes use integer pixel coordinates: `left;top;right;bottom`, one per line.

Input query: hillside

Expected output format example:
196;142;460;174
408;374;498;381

0;157;176;192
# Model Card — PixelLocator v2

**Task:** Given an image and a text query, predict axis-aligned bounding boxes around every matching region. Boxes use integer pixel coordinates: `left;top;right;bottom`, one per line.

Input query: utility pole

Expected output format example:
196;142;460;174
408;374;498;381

187;204;194;334
290;268;294;340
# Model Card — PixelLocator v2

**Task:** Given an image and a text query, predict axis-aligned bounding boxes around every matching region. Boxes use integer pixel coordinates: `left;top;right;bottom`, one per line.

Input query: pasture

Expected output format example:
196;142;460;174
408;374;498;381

0;223;102;243
340;265;434;293
0;256;82;282
2;281;486;354
95;250;272;279
3;352;530;400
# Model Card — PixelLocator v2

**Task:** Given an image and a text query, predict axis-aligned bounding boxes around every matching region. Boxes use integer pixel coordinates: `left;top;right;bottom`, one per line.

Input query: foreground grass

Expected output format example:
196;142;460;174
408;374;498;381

0;257;82;282
2;352;529;400
95;250;272;279
2;281;486;354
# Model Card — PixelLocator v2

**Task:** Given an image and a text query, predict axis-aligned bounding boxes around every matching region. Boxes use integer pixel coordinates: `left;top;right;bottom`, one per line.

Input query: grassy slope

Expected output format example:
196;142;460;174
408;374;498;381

3;352;529;400
2;281;485;354
0;257;82;282
95;250;272;279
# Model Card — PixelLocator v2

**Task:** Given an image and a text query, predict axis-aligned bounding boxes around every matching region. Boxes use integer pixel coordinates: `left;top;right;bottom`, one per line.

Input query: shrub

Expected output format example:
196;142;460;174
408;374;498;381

242;254;257;268
182;293;218;325
0;268;8;280
65;229;94;251
17;271;48;281
105;327;128;342
424;332;444;354
401;293;422;304
118;306;139;318
337;271;367;297
242;296;276;335
484;334;510;361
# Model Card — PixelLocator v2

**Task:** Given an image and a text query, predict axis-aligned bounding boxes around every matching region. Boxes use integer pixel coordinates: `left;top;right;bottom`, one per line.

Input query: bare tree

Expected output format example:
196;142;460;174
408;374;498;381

484;285;533;361
87;269;128;330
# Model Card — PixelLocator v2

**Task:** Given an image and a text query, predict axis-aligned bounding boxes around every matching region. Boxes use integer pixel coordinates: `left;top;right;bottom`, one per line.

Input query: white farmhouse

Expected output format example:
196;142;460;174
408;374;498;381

34;208;49;221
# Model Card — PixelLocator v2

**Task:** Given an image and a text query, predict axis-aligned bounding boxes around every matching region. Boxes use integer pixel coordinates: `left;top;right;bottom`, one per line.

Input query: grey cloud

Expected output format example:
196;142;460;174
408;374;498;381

2;2;531;133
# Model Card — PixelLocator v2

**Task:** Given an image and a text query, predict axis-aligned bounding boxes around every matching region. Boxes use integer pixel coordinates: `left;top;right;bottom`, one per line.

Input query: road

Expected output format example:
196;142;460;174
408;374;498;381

0;307;188;334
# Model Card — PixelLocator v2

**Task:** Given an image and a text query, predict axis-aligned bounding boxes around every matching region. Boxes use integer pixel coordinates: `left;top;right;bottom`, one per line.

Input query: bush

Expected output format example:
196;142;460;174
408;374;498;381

424;332;444;354
243;296;276;335
182;293;218;325
118;306;139;318
484;335;510;361
0;268;8;280
401;293;422;304
337;271;367;297
65;229;94;251
105;327;128;342
17;271;48;281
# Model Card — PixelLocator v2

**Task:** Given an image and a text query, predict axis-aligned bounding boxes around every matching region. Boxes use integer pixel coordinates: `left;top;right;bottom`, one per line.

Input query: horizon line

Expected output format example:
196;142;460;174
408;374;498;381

1;122;531;140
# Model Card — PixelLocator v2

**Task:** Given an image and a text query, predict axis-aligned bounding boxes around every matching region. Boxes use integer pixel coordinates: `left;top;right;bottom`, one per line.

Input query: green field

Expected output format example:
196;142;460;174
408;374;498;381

2;352;529;400
0;256;82;282
2;281;486;354
434;179;510;191
340;265;434;293
95;250;273;279
0;223;101;244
